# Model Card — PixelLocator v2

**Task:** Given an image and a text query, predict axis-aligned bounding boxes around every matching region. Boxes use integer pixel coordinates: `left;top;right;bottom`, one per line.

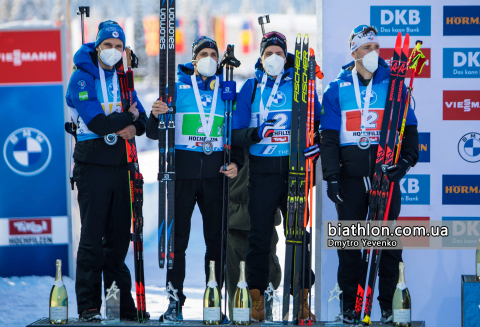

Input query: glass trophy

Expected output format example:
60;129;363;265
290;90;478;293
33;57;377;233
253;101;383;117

263;283;281;325
160;282;182;324
326;283;345;326
101;281;123;325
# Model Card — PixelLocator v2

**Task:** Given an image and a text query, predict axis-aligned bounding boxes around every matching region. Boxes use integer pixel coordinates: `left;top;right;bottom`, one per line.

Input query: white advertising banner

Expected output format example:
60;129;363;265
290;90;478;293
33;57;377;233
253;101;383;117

319;0;480;325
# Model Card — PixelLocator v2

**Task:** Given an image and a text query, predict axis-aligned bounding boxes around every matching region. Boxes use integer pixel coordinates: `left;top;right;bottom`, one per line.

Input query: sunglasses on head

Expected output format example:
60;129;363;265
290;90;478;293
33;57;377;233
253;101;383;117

193;36;217;47
349;25;378;42
262;31;286;41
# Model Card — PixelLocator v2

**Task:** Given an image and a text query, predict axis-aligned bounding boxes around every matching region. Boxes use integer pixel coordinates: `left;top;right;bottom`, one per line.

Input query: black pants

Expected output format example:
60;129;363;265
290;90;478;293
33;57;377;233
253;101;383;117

336;176;402;311
247;172;315;292
74;162;135;314
166;178;224;306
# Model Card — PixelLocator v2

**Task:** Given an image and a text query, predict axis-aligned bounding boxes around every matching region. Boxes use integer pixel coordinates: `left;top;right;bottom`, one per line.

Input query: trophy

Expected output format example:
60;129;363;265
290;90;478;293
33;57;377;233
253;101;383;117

101;281;123;325
160;282;182;324
263;283;281;325
326;283;345;326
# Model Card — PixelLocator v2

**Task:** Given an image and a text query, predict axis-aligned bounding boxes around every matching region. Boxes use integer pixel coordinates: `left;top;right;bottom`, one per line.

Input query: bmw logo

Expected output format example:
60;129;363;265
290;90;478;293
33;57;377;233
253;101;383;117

458;132;480;163
361;89;377;105
271;91;286;107
3;128;52;176
201;94;213;108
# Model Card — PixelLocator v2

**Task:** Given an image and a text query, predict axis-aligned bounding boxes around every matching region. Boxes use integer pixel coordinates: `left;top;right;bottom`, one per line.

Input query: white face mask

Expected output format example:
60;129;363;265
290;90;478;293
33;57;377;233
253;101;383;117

355;50;379;73
194;56;218;77
99;46;123;67
263;54;285;76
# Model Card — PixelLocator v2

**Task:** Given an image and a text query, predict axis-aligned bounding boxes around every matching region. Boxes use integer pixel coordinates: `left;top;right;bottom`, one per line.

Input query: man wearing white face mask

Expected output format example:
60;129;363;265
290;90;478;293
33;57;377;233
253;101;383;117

231;31;322;322
319;25;419;323
65;20;147;321
146;36;243;321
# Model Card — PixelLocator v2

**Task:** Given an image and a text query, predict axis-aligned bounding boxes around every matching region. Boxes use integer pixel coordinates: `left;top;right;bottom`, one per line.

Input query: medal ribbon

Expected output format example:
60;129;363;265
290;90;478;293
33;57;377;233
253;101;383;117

191;75;219;145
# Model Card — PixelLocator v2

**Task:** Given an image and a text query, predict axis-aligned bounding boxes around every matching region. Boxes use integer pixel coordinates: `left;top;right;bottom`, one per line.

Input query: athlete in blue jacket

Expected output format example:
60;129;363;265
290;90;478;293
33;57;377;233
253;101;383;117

146;37;243;321
65;21;147;321
231;31;321;322
320;25;419;323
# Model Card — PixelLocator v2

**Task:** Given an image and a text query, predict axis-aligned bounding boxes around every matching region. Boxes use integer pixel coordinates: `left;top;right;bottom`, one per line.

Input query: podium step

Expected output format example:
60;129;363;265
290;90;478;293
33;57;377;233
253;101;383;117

27;318;426;327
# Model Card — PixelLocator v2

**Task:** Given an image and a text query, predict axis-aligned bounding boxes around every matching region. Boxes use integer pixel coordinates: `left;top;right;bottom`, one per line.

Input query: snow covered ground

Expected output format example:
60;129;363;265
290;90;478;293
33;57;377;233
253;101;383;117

0;149;288;327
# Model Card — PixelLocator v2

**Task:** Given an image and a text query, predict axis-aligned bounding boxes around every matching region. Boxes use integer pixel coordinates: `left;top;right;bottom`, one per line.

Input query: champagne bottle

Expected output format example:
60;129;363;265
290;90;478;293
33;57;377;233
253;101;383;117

233;261;251;325
392;262;411;327
203;261;221;325
49;259;68;324
476;238;480;281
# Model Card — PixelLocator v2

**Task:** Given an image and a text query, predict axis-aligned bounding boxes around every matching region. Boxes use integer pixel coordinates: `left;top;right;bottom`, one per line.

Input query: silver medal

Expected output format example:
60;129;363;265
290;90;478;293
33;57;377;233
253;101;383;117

202;140;213;155
104;133;118;145
357;134;371;150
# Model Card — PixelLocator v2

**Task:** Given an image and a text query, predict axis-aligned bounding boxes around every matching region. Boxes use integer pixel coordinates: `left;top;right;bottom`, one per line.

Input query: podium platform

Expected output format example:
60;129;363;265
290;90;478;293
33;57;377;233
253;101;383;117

27;318;426;326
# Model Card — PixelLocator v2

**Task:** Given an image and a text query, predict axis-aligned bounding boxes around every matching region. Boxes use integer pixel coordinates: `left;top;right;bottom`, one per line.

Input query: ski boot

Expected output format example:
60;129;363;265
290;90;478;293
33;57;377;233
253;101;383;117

159;299;183;322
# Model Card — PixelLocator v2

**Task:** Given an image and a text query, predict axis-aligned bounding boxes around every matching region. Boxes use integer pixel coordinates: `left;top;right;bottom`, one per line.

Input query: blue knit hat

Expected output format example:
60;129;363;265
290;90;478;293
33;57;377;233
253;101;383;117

95;20;125;50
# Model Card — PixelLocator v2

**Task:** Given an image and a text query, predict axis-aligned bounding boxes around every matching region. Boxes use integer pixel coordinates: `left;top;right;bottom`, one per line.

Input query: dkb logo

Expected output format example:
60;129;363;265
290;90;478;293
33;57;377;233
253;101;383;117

400;174;430;205
371;6;431;36
443;48;480;78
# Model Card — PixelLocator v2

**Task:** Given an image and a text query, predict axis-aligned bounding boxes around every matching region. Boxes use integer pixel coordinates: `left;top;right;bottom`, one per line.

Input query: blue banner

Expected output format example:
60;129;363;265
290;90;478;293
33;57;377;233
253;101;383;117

444;6;480;36
0;85;67;218
443;48;480;78
371;6;431;36
443;175;480;205
400;174;430;205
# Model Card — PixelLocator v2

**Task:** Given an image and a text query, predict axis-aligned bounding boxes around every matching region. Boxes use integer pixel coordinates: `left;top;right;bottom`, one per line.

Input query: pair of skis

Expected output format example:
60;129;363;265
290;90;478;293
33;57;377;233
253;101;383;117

117;49;147;321
354;32;412;325
282;34;315;325
158;0;176;270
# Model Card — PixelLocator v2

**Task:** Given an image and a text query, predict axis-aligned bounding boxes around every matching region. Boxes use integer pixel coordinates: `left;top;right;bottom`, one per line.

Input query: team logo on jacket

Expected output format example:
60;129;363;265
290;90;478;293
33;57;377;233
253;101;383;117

78;80;86;89
201;94;213;108
360;89;377;105
458;132;480;163
210;79;216;90
271;90;286;107
3;128;52;176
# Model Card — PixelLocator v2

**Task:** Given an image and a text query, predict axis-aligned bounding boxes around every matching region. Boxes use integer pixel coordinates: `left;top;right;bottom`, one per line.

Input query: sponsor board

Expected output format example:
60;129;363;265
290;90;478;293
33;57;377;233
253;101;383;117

400;174;430;205
418;132;430;163
443;48;480;78
443;91;480;120
380;48;430;78
397;217;430;247
371;6;431;36
443;6;480;36
443;175;480;205
0;30;62;84
442;217;480;248
458;132;480;163
0;216;68;247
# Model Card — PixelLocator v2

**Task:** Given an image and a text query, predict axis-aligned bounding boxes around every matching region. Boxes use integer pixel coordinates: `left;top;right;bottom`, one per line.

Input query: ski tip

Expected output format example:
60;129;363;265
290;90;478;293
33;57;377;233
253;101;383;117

296;34;302;42
395;32;402;49
403;33;410;56
309;48;315;57
303;34;309;44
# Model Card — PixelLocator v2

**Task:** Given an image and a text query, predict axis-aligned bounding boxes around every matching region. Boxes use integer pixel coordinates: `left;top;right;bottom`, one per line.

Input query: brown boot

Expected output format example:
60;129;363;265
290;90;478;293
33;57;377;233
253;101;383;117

249;289;265;322
297;289;316;323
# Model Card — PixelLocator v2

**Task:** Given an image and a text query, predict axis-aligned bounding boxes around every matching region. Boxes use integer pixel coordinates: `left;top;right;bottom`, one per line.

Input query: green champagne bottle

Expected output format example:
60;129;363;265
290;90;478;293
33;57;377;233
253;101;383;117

393;262;411;327
203;261;221;325
49;259;68;324
233;261;251;325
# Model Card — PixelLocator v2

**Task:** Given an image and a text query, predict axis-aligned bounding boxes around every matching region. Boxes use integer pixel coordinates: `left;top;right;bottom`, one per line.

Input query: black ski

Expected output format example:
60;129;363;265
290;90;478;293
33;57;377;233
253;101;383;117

354;32;403;324
283;34;308;325
362;33;410;326
117;48;147;322
158;0;176;270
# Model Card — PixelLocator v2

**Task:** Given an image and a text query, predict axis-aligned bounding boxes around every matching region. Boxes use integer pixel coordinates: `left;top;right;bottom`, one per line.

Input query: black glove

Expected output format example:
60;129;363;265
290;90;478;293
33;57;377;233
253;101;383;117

257;119;277;139
304;144;320;159
384;158;412;182
327;177;344;204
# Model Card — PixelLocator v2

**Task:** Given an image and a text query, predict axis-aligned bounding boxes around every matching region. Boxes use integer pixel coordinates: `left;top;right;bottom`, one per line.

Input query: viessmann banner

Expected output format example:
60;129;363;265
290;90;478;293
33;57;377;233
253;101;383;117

0;27;69;277
321;1;479;326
